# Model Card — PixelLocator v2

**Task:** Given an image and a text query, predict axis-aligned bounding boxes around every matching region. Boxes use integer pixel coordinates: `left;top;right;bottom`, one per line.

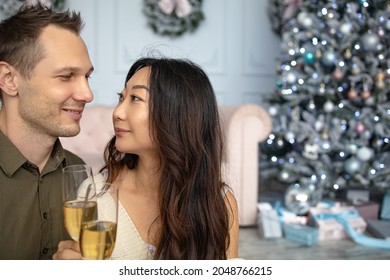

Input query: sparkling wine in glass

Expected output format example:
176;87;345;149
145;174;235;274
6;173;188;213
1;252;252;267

62;164;96;241
79;183;119;260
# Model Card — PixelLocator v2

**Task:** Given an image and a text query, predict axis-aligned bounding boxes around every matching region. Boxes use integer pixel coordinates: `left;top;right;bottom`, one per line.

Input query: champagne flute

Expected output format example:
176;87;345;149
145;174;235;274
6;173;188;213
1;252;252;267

62;164;97;241
79;183;119;260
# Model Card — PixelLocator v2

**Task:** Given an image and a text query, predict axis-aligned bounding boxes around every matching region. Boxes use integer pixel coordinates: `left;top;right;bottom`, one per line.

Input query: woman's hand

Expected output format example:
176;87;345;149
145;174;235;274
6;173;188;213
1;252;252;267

53;240;82;260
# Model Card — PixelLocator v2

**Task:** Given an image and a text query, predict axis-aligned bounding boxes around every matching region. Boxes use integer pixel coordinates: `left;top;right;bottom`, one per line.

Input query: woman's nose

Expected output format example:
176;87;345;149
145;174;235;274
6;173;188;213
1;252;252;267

113;102;126;120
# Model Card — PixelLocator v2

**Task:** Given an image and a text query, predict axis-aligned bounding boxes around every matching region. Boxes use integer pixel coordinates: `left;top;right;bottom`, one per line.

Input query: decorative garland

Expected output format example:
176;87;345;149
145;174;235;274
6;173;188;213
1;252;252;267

0;0;66;18
143;0;204;38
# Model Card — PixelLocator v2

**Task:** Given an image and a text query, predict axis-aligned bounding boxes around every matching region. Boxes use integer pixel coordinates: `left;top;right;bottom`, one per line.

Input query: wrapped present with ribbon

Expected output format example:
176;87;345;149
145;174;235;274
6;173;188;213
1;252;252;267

309;203;367;241
257;203;282;239
284;223;319;246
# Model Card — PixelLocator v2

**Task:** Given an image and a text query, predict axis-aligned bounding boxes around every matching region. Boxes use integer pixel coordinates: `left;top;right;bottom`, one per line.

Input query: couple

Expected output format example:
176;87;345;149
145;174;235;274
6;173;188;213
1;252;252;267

0;4;238;260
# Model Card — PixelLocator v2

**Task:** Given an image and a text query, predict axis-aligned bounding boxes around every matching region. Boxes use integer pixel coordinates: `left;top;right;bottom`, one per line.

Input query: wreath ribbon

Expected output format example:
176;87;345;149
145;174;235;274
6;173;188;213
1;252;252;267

158;0;193;17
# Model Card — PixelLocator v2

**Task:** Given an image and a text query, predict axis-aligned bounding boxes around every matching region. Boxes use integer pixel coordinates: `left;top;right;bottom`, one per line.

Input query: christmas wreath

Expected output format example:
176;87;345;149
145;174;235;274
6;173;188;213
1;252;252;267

143;0;204;38
0;0;66;18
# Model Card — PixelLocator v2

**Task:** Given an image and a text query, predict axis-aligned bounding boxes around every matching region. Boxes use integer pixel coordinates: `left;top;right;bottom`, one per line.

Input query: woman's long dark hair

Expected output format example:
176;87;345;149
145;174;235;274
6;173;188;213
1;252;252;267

103;57;230;259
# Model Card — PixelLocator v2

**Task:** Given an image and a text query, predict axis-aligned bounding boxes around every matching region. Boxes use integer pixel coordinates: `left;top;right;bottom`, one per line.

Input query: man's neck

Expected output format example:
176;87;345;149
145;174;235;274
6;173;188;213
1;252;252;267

0;111;56;172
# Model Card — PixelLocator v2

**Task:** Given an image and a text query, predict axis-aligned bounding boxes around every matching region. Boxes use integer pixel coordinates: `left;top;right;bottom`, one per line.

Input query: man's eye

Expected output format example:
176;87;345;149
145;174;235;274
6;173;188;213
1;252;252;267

59;75;72;80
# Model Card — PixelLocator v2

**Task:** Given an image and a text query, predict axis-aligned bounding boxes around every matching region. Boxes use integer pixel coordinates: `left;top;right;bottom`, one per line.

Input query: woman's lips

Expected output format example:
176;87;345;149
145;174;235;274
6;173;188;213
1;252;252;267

114;127;130;136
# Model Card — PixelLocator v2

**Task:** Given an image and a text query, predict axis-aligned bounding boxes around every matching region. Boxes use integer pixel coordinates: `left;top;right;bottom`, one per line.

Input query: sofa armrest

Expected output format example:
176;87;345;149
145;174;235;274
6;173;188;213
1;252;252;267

219;104;272;226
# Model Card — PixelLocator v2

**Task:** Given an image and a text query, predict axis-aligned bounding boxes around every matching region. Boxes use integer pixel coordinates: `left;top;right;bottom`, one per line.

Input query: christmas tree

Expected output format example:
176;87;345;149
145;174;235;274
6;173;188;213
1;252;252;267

261;0;390;201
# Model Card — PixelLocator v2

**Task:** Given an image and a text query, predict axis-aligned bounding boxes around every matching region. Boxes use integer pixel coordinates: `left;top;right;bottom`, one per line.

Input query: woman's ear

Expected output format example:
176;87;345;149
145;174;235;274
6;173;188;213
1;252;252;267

0;62;18;97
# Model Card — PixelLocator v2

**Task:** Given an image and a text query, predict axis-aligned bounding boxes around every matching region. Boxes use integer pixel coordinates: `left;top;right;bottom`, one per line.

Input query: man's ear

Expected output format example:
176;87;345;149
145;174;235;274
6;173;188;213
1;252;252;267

0;61;18;97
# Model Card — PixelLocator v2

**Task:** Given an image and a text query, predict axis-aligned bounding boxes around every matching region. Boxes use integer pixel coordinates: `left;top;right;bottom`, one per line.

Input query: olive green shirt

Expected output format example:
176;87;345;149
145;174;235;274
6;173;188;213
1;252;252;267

0;131;84;260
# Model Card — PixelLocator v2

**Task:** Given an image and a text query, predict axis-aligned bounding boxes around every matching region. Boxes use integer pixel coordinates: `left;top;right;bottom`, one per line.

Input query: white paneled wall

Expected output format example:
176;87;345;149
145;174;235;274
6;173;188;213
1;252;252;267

1;0;281;106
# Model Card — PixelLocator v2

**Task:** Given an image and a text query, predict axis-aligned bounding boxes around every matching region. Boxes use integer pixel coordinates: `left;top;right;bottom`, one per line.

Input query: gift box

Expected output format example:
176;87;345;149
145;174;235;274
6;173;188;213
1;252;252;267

309;203;367;240
366;219;390;240
380;192;390;220
257;203;282;238
278;207;308;226
354;201;380;221
284;223;319;246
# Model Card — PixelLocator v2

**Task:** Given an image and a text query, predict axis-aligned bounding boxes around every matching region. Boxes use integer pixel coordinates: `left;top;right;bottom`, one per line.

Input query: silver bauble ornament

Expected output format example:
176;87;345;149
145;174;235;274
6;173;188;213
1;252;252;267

357;147;374;161
361;32;380;51
284;183;320;215
344;158;360;175
297;12;313;28
321;51;337;67
323;100;334;113
340;22;353;35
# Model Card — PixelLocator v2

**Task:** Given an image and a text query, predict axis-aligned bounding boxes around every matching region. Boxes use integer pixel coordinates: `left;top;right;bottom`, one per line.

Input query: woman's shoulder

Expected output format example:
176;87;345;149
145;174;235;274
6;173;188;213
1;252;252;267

222;182;238;207
93;173;107;190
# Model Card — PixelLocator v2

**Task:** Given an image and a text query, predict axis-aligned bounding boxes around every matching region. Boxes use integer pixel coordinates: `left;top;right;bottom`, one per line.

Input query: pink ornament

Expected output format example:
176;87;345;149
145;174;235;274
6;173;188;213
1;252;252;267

361;90;371;99
333;68;344;80
355;122;365;133
348;87;358;100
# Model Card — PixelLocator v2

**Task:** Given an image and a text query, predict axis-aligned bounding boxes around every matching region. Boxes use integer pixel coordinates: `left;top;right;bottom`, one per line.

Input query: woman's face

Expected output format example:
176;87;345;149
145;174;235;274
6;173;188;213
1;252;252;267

112;66;155;155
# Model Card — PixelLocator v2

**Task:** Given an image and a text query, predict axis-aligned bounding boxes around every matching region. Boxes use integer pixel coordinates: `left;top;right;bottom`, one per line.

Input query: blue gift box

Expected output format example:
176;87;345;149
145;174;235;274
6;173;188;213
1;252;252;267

380;192;390;220
284;223;319;246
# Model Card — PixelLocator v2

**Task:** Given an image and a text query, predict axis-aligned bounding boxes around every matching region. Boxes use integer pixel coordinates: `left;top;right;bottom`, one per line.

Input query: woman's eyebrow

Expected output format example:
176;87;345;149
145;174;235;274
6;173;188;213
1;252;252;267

132;84;149;91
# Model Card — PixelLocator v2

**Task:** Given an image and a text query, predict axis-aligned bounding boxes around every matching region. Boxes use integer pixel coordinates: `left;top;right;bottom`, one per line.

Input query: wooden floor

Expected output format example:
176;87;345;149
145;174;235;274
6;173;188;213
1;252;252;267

238;226;390;260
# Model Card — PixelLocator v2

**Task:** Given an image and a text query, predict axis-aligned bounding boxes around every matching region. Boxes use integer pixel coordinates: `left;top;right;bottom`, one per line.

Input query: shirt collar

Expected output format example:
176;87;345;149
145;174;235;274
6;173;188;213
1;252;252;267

0;130;66;177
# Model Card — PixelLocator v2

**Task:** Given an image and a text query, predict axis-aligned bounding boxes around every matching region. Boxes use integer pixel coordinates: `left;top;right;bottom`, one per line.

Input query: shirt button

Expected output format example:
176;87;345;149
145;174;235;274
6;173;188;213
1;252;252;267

43;212;48;219
42;248;49;255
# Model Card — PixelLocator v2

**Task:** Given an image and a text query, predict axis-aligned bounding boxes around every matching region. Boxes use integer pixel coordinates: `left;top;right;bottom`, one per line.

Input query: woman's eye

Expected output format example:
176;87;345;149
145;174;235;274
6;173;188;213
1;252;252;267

130;95;141;101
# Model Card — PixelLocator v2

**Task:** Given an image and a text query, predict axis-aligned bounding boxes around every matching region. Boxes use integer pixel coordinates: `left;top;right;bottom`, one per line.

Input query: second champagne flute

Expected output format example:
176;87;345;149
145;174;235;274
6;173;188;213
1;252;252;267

79;183;119;260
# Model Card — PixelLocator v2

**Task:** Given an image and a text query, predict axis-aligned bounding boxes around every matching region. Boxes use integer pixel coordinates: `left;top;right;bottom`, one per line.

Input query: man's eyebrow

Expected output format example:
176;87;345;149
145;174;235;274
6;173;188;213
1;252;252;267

53;66;94;74
132;84;149;91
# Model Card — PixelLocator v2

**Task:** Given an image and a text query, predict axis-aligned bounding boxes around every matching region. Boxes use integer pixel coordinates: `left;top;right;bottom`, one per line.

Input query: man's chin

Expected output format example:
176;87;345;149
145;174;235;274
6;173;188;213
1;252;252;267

57;126;81;137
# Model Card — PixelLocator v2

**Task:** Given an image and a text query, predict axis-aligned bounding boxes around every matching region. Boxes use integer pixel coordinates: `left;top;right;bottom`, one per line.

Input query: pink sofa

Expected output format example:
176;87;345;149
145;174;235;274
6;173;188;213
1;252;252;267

60;104;272;226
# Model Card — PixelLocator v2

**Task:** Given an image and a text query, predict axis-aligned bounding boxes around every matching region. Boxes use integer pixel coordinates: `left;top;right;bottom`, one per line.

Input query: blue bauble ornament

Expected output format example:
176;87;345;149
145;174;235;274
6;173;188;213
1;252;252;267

304;52;316;64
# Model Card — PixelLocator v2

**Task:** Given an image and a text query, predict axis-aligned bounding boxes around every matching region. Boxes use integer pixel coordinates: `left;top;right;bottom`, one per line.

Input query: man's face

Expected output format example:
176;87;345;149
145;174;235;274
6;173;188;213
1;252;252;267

16;24;94;138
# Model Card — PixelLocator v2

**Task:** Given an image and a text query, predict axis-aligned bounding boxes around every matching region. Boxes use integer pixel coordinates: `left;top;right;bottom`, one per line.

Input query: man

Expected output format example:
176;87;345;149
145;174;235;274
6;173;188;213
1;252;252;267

0;3;94;259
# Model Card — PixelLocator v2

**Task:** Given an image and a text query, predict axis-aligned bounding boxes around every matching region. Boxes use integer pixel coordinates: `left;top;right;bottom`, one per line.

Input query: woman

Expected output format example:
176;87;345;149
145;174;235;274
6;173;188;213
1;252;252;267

55;57;239;259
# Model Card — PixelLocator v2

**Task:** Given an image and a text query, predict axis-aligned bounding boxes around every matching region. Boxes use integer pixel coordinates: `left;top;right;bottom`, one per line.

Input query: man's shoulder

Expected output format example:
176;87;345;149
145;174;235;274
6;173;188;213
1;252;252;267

63;149;85;165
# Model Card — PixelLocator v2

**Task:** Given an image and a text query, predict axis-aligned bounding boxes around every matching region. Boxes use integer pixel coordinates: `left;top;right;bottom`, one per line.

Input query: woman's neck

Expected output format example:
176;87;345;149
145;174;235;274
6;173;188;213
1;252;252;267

121;156;161;194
